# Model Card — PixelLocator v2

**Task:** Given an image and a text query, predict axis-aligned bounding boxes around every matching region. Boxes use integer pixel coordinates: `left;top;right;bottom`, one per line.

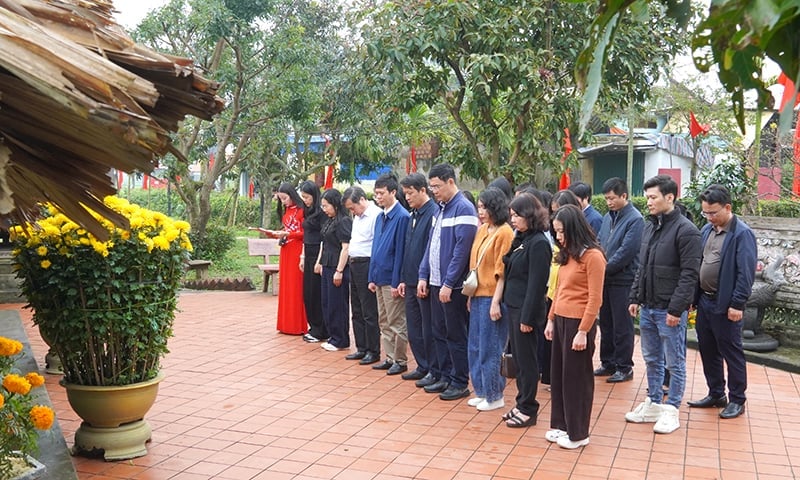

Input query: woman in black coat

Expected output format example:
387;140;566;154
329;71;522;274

500;193;552;428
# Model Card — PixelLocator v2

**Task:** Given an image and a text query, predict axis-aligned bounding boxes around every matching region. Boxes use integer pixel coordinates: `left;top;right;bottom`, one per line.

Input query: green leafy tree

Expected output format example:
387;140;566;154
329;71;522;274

359;0;686;185
133;0;344;236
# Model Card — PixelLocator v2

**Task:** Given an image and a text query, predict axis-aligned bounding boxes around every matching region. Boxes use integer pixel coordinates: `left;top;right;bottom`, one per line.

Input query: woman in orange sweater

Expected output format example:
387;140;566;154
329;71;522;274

545;204;606;449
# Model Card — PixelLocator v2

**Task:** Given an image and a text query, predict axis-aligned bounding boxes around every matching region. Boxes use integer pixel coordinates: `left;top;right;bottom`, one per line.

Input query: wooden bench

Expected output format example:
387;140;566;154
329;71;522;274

247;238;281;294
186;259;212;280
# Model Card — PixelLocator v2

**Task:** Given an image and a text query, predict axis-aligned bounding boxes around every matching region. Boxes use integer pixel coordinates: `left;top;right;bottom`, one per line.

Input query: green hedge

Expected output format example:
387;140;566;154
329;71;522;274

591;195;799;219
120;189;261;228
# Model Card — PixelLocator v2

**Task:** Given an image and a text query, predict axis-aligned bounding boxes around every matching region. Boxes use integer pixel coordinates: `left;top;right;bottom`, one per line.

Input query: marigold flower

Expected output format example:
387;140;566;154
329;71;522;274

0;337;24;357
3;374;32;395
29;405;55;430
25;372;45;388
40;259;52;269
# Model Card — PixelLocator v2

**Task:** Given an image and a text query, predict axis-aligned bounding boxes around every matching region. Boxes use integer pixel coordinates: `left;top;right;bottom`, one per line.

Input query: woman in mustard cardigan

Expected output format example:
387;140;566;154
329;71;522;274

545;204;606;449
465;187;514;412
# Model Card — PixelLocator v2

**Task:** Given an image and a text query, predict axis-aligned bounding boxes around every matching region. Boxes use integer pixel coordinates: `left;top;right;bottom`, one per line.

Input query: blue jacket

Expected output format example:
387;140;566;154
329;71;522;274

597;201;643;286
419;191;478;289
584;205;603;235
369;203;410;287
401;199;438;286
696;216;757;314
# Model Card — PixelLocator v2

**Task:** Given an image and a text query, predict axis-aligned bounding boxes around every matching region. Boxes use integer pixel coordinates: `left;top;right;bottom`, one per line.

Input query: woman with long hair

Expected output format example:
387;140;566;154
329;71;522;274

500;193;552;428
545;204;606;449
273;182;307;335
314;189;352;351
466;187;514;412
299;180;326;343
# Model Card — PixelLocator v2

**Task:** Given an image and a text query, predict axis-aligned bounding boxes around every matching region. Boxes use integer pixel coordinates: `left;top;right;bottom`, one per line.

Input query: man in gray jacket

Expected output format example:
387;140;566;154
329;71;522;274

595;178;643;383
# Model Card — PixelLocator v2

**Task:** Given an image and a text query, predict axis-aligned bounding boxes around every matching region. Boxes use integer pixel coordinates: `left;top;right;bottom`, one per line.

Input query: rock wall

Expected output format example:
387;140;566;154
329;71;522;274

743;216;800;311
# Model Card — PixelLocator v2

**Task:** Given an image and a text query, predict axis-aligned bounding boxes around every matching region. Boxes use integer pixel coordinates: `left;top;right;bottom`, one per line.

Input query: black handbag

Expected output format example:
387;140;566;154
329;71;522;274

500;340;517;378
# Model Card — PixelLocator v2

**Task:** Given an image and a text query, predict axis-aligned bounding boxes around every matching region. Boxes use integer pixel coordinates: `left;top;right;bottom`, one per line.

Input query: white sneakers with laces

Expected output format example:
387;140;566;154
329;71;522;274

545;429;568;443
653;404;680;434
625;398;663;423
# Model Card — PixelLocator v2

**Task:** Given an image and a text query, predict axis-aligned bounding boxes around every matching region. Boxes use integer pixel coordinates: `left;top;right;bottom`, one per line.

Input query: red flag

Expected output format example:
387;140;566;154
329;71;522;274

324;165;334;189
410;146;417;173
559;128;572;189
116;169;124;189
777;72;799;112
689;111;710;138
142;174;149;190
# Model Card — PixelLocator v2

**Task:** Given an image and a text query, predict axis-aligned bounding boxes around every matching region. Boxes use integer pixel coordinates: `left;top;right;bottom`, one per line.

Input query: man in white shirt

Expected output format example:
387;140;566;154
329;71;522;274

343;186;382;364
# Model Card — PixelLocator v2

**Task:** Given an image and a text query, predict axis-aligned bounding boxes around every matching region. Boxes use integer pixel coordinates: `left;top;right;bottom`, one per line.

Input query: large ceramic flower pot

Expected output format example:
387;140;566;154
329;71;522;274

61;372;164;460
61;372;164;428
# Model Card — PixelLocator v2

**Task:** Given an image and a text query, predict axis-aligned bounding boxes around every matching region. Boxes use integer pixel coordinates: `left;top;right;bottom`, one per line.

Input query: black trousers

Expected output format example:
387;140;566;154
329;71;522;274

349;260;380;355
429;286;469;389
405;290;436;375
696;294;747;404
303;244;326;340
507;306;540;417
598;283;635;373
550;315;596;442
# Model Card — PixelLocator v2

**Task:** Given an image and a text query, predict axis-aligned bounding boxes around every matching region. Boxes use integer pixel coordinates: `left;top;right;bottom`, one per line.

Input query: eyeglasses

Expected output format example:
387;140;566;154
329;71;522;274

429;183;444;191
701;209;722;218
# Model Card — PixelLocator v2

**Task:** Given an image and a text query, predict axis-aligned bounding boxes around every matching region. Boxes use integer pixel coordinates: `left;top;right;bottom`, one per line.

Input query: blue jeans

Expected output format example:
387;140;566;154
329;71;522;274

639;307;687;408
468;297;508;402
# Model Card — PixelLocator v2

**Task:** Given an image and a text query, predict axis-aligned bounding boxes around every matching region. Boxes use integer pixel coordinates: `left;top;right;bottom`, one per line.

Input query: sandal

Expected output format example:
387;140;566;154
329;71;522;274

506;411;536;428
501;407;519;421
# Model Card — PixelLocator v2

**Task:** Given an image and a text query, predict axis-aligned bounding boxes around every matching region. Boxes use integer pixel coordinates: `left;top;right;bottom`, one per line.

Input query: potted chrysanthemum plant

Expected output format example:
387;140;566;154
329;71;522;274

1;335;54;479
10;196;192;460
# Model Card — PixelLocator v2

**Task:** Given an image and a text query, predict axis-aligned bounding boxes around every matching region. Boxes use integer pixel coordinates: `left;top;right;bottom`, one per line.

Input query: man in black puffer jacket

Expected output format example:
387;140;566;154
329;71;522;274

625;175;701;436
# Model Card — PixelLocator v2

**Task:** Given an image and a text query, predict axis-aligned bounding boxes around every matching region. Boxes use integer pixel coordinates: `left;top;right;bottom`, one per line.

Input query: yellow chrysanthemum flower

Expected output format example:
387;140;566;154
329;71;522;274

152;236;170;251
36;246;48;256
25;372;45;388
29;405;55;430
0;394;4;409
40;259;52;269
0;337;24;356
3;374;32;395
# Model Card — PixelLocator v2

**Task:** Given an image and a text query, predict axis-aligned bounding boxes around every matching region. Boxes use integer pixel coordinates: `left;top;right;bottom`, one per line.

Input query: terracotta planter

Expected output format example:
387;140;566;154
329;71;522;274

60;373;164;460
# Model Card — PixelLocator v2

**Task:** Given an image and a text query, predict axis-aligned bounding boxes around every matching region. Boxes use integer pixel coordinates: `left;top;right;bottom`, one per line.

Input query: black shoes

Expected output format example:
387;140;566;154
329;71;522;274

606;370;633;383
345;351;366;360
439;386;470;401
423;379;449;393
719;402;745;419
372;359;393;370
593;366;615;376
687;395;728;408
401;369;427;381
359;353;379;365
387;363;408;375
415;373;437;388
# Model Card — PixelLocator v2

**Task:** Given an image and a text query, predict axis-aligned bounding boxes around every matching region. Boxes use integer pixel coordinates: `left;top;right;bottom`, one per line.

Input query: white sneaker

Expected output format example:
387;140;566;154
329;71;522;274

320;342;340;352
476;398;505;411
653;404;680;434
625;398;663;423
557;436;590;449
545;429;569;443
467;397;486;407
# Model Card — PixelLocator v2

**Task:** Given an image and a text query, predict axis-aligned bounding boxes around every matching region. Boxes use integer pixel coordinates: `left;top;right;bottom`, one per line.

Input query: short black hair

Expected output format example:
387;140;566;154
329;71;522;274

643;174;678;198
601;177;628;197
487;177;513;201
551;189;581;211
478;187;510;225
400;173;429;193
428;163;456;182
699;184;732;206
374;173;399;193
568;182;592;200
509;192;550;232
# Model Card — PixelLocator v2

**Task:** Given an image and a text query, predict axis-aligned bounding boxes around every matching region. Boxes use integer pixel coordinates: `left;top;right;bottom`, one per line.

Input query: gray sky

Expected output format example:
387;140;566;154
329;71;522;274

113;0;165;28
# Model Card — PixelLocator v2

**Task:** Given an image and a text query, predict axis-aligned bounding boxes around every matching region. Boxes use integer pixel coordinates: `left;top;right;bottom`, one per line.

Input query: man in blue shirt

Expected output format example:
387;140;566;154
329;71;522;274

398;173;439;385
418;164;478;401
369;174;411;375
569;182;603;234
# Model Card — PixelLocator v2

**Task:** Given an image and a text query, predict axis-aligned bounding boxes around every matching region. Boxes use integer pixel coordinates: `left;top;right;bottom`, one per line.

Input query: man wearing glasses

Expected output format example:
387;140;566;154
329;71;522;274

687;185;757;419
418;164;478;401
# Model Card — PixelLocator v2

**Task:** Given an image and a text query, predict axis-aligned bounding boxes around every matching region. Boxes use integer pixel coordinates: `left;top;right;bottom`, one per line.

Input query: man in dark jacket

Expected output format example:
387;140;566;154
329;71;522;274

625;175;701;435
568;182;603;234
595;178;643;383
687;185;757;419
398;173;439;385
